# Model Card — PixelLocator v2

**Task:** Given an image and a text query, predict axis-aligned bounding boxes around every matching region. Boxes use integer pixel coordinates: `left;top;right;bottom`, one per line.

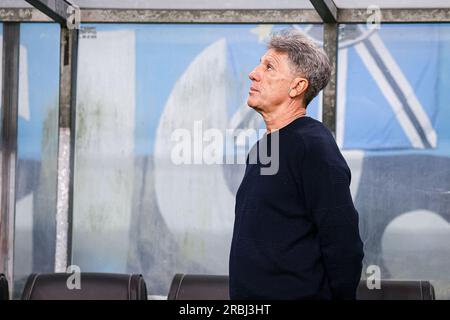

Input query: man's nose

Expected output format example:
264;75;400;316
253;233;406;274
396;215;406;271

248;67;259;81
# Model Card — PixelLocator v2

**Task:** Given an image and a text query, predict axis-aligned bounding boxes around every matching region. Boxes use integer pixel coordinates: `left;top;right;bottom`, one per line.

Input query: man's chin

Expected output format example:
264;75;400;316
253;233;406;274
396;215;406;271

247;106;263;115
247;99;260;111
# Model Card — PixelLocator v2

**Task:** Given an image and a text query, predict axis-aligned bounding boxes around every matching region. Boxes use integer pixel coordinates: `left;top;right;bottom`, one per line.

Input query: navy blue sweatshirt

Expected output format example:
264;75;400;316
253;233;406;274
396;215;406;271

229;116;364;300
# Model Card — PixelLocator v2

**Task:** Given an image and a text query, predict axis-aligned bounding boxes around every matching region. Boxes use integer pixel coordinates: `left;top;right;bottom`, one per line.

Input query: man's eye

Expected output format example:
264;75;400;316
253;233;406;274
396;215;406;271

267;64;273;70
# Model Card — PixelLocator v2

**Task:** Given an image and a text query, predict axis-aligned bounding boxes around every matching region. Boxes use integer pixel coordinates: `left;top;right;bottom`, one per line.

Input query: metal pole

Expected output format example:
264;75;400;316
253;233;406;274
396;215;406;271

54;26;78;272
322;23;338;134
0;22;20;297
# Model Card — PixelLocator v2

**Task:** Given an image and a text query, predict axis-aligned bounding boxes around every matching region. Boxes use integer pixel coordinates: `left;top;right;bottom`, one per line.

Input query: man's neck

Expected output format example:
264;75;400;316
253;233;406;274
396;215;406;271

261;101;307;132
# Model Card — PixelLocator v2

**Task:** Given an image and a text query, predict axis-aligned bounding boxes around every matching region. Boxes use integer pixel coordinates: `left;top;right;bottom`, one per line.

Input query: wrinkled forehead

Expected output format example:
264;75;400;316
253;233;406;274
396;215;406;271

261;48;289;65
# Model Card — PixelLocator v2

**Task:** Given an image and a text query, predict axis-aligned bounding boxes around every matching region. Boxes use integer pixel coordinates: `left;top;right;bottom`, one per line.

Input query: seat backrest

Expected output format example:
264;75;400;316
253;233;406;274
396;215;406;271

168;274;436;300
0;273;9;300
357;280;435;300
168;274;229;300
21;273;148;300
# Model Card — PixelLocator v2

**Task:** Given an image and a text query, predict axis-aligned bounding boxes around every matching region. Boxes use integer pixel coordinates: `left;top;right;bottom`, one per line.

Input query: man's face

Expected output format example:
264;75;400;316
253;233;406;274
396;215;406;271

247;49;295;112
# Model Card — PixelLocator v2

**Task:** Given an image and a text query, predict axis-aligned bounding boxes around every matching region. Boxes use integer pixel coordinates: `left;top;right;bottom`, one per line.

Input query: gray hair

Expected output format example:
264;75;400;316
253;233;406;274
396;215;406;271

268;28;331;106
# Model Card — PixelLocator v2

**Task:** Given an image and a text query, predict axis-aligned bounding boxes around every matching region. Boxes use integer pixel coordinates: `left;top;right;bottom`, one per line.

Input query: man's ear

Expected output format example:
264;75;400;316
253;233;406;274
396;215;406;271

289;77;308;98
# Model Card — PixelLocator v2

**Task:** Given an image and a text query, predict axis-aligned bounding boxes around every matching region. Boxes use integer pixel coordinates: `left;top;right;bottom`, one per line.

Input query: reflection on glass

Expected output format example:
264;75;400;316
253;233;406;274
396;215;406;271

13;23;60;298
337;23;450;299
72;23;324;295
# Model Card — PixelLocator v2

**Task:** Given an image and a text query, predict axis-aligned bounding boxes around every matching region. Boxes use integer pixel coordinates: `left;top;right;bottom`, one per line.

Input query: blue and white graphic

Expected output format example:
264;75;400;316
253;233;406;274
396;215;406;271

337;24;440;150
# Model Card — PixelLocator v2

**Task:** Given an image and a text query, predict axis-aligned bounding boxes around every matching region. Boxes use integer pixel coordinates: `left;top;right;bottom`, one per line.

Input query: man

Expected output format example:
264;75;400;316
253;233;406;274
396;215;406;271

229;29;364;300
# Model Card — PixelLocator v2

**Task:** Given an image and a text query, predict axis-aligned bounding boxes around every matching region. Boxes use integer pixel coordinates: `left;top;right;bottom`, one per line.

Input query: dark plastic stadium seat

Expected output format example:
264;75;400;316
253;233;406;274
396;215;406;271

21;272;148;300
357;279;435;300
168;274;229;300
168;273;435;300
0;273;9;300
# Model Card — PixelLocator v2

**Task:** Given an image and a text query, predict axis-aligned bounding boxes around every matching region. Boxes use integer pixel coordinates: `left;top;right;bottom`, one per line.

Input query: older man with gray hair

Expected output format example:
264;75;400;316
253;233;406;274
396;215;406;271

229;28;364;300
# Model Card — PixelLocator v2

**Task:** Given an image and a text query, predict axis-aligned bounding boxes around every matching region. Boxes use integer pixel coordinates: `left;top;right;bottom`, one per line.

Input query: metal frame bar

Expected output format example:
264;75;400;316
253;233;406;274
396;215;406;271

0;8;323;23
24;0;73;25
1;8;450;23
54;27;78;272
79;9;322;23
0;8;50;22
310;0;337;23
0;22;20;298
322;23;338;134
339;8;450;23
310;1;339;133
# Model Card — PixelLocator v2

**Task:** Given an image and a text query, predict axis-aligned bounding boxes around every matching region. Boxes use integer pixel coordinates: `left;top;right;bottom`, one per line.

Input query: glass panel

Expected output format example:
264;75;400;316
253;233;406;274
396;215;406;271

72;0;313;9
72;23;323;296
0;0;31;8
337;23;450;299
13;23;60;298
334;0;450;9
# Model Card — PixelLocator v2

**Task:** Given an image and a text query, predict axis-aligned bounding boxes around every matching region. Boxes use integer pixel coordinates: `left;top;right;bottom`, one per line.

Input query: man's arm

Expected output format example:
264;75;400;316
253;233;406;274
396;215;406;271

300;135;364;300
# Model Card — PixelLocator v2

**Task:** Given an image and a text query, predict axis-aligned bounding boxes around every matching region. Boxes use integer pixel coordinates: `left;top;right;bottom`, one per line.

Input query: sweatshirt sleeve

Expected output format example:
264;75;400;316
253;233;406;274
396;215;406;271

299;133;364;300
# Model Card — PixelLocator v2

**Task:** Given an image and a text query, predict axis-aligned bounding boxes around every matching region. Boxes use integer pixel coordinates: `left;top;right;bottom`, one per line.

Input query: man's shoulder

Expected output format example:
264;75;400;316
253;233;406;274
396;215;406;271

285;117;335;146
285;117;343;163
285;115;328;132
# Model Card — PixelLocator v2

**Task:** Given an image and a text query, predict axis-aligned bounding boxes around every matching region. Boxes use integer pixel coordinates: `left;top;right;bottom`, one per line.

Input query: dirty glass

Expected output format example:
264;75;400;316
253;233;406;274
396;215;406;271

71;23;324;296
337;23;450;299
13;23;60;297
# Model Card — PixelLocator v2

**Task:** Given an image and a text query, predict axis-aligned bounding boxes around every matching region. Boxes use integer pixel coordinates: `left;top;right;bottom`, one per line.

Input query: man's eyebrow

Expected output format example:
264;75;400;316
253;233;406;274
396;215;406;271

260;56;277;65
